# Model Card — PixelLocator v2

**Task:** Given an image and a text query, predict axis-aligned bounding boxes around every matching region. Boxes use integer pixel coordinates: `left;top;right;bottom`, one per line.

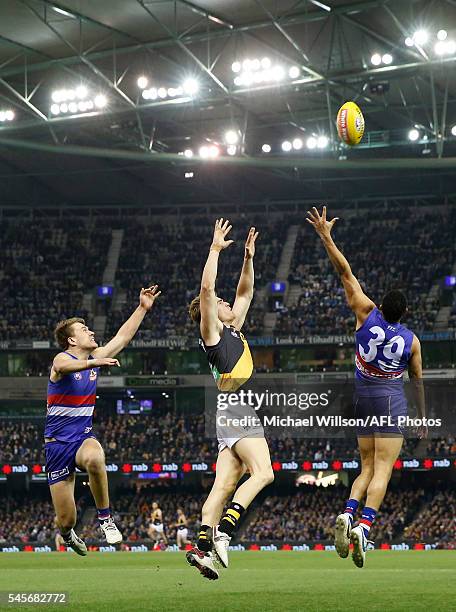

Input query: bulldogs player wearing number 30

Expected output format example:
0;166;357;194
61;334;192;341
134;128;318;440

306;206;425;570
44;286;161;556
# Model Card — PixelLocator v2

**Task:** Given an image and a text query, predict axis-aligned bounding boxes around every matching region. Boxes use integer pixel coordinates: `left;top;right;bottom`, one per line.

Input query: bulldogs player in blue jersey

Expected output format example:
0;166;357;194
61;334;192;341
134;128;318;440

45;286;160;555
307;207;425;568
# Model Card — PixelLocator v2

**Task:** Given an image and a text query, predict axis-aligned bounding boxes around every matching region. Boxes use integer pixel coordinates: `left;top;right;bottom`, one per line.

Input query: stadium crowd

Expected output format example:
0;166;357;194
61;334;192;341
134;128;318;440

1;416;451;464
0;218;110;342
0;206;454;344
104;213;288;340
2;484;454;545
276;206;456;337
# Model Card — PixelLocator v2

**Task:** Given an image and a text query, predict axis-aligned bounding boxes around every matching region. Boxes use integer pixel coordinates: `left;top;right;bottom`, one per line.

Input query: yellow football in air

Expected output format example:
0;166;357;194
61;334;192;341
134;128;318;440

336;101;365;146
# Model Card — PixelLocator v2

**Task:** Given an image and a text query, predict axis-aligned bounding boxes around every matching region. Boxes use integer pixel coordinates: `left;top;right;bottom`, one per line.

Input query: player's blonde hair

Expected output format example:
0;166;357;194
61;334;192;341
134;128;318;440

54;317;85;349
188;296;201;323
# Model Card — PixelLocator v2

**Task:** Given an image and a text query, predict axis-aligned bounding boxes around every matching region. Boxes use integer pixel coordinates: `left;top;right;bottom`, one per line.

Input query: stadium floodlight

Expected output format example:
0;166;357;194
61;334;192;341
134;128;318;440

167;88;177;97
408;128;420;141
68;102;78;114
437;30;447;41
137;76;148;89
234;76;243;87
225;130;239;145
75;85;88;99
435;41;446;55
261;57;271;69
199;145;209;158
262;143;271;153
306;136;317;149
370;53;382;66
232;61;241;73
281;140;292;152
317;135;329;148
289;66;300;79
413;30;428;46
157;87;167;99
273;66;285;80
251;58;261;71
78;101;87;112
0;109;14;122
182;78;198;96
60;103;68;113
227;145;237;156
435;39;456;55
50;104;60;115
451;125;456;136
208;145;219;158
382;53;393;65
242;59;252;71
184;172;194;178
405;37;414;47
94;94;107;108
292;138;303;150
184;149;193;158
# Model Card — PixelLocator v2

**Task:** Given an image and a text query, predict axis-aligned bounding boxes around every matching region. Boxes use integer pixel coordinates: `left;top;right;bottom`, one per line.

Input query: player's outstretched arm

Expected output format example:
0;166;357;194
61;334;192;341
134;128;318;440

52;353;120;376
200;219;232;345
93;285;161;358
232;227;258;330
409;335;427;438
306;206;375;327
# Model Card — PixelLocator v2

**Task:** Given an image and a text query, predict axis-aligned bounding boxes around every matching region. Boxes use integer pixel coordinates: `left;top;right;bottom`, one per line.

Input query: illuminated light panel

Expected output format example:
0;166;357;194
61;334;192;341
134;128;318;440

0;109;14;122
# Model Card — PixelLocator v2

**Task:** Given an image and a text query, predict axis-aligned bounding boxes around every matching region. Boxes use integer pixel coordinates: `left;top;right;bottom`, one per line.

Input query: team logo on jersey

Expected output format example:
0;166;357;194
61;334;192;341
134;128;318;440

73;372;82;381
231;330;238;338
89;368;97;381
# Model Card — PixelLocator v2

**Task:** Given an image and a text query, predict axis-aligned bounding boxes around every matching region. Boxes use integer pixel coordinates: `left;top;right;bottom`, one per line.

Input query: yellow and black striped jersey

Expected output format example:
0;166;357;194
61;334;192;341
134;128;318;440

200;325;254;391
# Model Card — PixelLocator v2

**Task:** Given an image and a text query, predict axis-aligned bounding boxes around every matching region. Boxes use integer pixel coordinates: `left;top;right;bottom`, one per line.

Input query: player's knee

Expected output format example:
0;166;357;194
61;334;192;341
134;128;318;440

361;462;374;479
254;465;274;487
84;452;105;473
215;479;238;498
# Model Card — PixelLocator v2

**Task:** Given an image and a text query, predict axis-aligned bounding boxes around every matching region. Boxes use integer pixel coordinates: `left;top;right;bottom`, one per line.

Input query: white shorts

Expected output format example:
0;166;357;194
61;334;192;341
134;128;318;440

216;407;264;454
177;528;188;541
217;436;243;453
151;523;164;534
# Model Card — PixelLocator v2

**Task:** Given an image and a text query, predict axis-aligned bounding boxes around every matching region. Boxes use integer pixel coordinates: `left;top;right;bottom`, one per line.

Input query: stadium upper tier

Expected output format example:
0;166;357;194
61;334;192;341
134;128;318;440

0;204;454;343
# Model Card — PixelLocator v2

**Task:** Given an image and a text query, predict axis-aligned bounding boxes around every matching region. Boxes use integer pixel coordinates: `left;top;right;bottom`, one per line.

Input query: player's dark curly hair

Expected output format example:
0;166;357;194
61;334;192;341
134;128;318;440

380;290;407;323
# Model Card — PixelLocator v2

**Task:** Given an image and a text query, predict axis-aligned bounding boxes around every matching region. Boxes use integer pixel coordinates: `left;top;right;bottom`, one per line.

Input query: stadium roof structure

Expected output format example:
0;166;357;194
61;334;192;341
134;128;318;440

0;0;456;207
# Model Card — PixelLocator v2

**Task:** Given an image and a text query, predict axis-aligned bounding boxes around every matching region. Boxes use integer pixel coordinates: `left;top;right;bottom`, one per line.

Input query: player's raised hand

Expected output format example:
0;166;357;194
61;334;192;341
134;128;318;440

211;218;234;252
93;357;120;368
244;226;259;260
140;285;161;310
306;206;339;238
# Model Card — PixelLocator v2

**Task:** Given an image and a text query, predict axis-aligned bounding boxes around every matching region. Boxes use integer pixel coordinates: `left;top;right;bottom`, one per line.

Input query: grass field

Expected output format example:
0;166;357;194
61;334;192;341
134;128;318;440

0;551;454;612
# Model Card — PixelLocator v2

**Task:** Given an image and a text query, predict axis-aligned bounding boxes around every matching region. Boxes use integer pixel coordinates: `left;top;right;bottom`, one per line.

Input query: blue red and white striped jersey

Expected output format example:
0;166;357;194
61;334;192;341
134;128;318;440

355;308;414;383
44;352;99;442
